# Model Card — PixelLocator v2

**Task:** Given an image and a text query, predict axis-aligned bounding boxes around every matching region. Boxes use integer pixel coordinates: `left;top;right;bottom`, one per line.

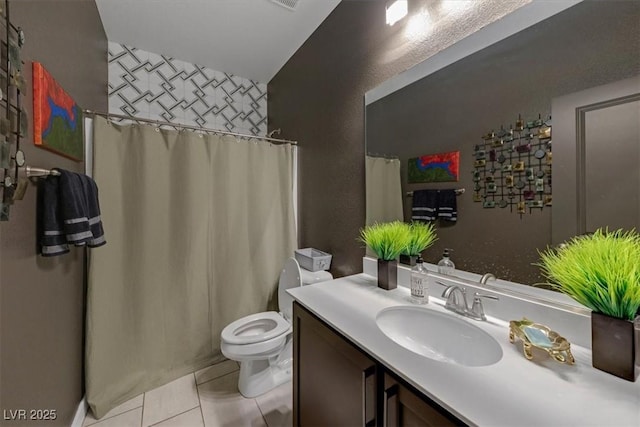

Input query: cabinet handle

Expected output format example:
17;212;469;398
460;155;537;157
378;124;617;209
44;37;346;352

383;384;399;427
362;366;376;427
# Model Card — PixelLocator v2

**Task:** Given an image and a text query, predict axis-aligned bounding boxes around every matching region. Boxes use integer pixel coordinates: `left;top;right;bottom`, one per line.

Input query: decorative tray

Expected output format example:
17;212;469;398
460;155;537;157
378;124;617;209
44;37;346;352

509;318;575;364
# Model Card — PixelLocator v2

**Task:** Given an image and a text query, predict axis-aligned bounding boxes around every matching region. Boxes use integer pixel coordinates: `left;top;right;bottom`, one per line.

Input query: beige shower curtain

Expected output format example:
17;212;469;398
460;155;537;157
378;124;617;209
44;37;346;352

86;116;296;418
365;155;404;225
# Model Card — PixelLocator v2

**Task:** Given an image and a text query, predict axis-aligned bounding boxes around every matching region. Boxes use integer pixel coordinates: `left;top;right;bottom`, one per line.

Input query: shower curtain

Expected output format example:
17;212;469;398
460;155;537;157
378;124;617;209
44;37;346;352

365;155;404;225
86;116;296;418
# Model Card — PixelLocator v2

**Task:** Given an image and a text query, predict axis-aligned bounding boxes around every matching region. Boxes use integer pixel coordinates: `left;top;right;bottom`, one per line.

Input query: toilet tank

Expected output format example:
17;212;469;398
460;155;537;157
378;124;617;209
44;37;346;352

300;268;333;286
278;258;333;320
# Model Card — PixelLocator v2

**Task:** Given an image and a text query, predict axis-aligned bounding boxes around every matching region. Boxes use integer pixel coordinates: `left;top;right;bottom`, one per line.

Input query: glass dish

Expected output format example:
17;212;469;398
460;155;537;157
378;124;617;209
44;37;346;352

509;318;575;364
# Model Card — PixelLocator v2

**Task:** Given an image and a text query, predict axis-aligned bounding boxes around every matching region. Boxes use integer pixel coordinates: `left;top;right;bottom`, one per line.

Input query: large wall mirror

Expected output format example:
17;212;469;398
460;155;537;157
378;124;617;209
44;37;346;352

365;0;640;285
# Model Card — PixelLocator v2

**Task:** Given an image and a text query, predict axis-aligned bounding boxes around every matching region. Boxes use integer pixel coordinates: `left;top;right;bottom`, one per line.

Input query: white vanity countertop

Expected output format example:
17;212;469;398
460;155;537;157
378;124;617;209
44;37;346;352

288;273;640;427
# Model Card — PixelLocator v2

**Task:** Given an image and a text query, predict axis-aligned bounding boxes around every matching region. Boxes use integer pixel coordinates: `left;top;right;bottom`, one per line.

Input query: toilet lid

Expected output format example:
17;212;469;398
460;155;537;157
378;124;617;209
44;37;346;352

278;258;302;320
221;311;291;345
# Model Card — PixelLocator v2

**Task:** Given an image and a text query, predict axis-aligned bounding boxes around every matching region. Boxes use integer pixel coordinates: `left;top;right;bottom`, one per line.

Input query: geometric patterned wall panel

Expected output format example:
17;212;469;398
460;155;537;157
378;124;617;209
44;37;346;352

108;42;267;136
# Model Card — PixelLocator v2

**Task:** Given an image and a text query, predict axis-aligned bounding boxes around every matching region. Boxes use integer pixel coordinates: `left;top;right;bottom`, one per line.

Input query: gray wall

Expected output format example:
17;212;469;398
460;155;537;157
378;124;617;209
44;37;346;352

268;0;526;278
0;1;107;425
366;1;640;284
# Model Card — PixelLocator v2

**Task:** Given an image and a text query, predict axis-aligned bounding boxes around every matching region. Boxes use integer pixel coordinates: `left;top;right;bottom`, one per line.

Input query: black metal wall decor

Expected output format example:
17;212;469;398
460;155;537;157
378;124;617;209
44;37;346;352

473;114;552;216
0;0;27;221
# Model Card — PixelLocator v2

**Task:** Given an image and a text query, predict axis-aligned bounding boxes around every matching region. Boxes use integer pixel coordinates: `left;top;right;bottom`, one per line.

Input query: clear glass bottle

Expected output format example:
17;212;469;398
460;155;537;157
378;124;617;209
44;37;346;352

437;249;455;275
411;256;429;304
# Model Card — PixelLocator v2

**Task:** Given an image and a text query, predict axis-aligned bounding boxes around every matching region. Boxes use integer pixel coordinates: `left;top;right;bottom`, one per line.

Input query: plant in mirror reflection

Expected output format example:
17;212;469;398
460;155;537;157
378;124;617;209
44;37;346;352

403;222;438;256
359;221;411;261
537;228;640;320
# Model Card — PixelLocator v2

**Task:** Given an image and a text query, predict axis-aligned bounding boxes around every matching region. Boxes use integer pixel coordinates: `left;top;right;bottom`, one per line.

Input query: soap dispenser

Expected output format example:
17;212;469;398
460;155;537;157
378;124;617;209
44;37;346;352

410;256;429;304
437;249;455;275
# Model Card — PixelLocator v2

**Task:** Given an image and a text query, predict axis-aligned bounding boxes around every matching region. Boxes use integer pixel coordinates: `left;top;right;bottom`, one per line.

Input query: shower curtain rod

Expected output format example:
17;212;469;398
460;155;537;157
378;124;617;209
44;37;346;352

83;110;298;145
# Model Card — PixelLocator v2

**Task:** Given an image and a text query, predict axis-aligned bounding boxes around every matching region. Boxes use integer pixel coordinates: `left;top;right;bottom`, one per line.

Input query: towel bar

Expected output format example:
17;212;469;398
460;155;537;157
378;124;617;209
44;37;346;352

21;166;61;178
406;188;465;197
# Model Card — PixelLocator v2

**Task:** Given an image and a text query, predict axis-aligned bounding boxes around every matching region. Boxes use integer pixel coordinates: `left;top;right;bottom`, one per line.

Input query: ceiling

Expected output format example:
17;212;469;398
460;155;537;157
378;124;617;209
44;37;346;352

95;0;341;83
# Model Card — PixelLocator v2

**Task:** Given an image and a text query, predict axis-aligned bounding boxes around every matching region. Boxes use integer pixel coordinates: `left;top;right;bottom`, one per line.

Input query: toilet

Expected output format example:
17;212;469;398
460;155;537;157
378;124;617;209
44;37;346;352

220;257;333;397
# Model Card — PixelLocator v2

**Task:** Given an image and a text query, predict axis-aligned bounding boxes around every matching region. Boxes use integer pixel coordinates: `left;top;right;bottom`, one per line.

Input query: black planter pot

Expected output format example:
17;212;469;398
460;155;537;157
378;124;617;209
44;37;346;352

399;254;418;266
377;259;397;290
591;312;639;382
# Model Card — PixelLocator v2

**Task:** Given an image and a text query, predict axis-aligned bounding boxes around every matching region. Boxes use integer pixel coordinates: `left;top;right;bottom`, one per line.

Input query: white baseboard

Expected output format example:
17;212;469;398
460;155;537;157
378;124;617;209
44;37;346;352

70;396;88;427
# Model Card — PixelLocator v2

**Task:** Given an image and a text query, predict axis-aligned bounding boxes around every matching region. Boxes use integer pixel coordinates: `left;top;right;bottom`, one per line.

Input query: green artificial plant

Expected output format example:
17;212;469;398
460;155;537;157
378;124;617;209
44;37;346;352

359;221;411;261
402;222;438;256
537;228;640;320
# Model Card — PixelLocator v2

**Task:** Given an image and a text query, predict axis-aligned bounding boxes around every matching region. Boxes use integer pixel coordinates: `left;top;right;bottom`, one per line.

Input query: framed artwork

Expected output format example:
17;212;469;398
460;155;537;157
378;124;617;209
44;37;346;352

33;62;83;161
408;151;460;183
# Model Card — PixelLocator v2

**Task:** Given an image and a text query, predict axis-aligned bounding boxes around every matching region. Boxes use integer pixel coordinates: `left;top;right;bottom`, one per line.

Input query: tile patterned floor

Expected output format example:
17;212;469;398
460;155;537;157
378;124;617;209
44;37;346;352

83;360;292;427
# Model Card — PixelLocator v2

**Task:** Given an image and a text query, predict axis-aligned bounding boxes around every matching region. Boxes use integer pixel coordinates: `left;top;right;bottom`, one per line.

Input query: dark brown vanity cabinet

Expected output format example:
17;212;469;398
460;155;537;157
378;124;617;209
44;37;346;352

383;373;458;427
293;301;377;426
293;302;461;427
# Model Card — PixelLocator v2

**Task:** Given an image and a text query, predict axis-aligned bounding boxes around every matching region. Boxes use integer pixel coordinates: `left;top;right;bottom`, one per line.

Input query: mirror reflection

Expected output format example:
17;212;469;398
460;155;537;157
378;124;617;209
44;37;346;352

365;1;640;285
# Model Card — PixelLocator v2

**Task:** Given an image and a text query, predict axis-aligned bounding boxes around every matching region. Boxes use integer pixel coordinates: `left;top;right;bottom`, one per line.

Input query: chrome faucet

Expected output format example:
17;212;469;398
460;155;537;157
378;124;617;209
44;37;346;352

441;285;499;321
441;285;469;316
480;273;496;285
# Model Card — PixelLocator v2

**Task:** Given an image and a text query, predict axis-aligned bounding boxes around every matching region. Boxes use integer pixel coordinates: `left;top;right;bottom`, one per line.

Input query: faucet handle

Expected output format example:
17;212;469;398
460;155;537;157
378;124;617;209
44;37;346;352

469;293;499;321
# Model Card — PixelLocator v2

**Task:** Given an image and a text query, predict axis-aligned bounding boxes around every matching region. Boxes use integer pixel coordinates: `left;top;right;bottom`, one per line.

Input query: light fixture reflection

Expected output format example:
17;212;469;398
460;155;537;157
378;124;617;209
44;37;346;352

440;0;474;17
386;0;408;26
405;8;432;39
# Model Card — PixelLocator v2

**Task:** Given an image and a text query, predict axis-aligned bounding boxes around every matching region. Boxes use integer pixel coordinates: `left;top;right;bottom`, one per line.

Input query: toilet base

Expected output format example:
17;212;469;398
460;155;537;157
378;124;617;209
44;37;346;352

237;340;293;398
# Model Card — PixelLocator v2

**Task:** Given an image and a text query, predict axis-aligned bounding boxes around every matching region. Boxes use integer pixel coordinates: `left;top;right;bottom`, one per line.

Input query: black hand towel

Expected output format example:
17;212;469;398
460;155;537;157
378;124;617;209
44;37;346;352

38;169;106;256
79;174;106;248
38;175;70;256
437;189;457;222
59;170;93;245
411;189;438;222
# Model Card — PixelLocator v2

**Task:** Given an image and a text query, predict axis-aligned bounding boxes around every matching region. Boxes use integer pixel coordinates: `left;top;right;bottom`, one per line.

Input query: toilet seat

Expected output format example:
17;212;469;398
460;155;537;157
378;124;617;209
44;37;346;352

221;311;291;345
222;332;288;359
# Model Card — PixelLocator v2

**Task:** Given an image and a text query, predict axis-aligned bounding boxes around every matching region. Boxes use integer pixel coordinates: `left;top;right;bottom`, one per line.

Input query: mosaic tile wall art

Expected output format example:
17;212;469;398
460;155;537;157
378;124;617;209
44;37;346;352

473;114;552;216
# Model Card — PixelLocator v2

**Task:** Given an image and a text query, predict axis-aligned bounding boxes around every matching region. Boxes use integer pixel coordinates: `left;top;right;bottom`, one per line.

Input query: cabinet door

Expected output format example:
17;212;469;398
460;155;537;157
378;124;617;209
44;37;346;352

383;372;460;427
293;302;377;427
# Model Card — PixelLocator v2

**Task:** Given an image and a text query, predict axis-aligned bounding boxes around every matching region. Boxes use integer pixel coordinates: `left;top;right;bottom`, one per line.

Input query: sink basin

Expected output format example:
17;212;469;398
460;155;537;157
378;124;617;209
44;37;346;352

376;306;503;367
